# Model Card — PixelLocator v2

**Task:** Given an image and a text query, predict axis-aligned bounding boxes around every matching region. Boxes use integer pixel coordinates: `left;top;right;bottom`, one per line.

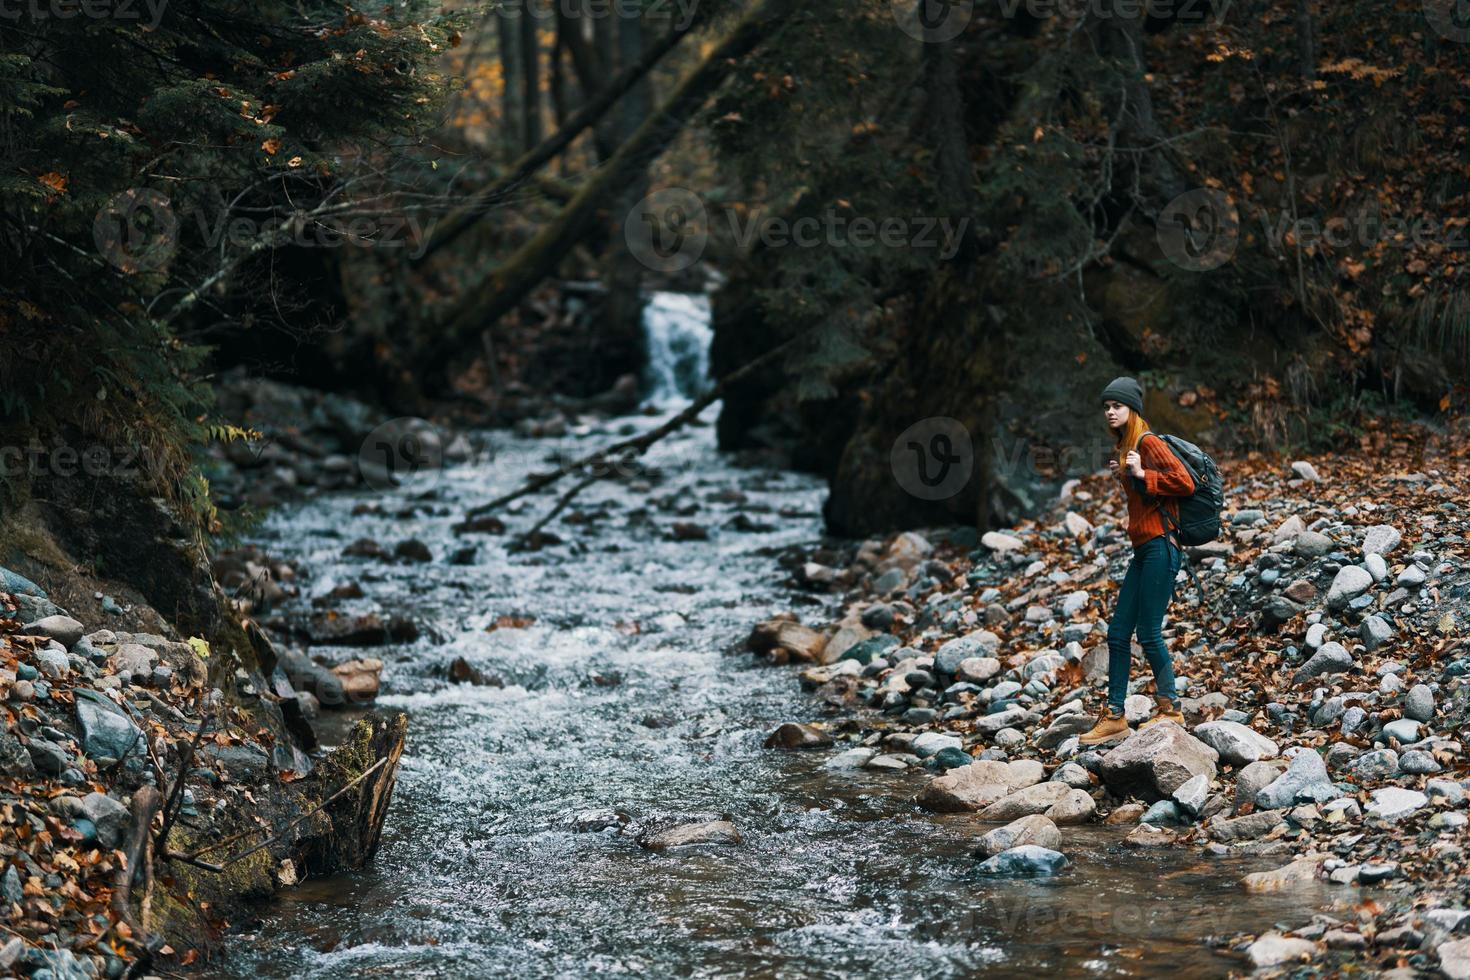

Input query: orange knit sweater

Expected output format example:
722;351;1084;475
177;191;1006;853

1117;433;1197;548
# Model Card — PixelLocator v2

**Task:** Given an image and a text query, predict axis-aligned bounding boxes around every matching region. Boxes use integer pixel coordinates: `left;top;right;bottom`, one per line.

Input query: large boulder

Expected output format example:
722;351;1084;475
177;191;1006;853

917;759;1043;813
1191;721;1279;766
1098;722;1218;800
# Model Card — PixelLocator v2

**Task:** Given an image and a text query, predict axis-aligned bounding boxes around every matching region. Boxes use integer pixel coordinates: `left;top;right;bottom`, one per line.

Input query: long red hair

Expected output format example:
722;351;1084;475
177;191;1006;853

1110;411;1150;461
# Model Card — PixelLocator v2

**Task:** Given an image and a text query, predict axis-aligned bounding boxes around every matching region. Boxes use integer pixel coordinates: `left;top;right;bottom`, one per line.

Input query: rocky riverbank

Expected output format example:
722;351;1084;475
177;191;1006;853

0;568;407;977
750;413;1470;975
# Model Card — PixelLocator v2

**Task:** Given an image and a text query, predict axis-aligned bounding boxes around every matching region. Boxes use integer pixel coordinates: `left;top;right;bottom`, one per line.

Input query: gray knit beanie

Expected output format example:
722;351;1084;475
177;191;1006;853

1099;376;1144;415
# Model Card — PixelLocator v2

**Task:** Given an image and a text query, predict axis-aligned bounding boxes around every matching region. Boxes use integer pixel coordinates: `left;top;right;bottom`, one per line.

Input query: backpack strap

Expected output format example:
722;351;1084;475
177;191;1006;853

1135;429;1211;603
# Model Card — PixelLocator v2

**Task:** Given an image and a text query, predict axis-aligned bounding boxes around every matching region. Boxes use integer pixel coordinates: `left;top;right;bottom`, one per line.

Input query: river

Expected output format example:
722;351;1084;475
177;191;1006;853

208;299;1351;979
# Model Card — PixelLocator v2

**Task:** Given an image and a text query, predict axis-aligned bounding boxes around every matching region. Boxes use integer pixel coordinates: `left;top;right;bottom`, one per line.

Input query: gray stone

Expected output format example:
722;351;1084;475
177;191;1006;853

1141;800;1187;826
1325;566;1374;611
1439;938;1470;980
1051;762;1092;789
973;814;1060;857
1290;460;1320;482
1044;788;1096;826
1347;749;1399;780
1099;722;1218;801
21;615;84;648
1365;787;1427;822
79;792;130;849
1362;524;1402;557
1209;809;1285;842
1399;750;1441;774
1361;616;1394;651
934;630;1000;675
917;759;1043;812
34;647;70;680
1191;720;1279;766
1256;750;1341;809
1292;641;1354;685
977;780;1074;821
1172;772;1210;816
1248;933;1319;968
824;747;878;770
974;844;1068;876
1383;718;1422;744
1427;779;1465;805
1364;552;1389;582
27;738;68;775
1405;684;1435;723
639;820;742;850
0;866;21;905
1294;531;1334;558
911;732;963;759
955;657;1002;684
0;566;45;597
0;734;34;777
74;690;144;761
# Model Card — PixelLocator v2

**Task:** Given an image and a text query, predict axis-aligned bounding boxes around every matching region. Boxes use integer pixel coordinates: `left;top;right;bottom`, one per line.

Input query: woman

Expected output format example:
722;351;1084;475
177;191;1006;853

1078;376;1197;746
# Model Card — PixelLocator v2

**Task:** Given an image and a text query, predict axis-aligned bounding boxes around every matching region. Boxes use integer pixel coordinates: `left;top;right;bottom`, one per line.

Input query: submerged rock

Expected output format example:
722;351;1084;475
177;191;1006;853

639;820;743;851
974;844;1067;876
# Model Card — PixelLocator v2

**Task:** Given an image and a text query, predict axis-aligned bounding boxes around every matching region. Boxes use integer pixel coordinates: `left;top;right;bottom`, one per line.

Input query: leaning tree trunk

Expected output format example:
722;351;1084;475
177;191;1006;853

422;0;795;375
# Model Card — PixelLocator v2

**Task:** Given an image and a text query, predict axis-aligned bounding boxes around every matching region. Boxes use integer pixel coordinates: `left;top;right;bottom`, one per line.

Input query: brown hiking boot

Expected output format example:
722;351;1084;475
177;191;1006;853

1077;708;1131;746
1138;696;1186;729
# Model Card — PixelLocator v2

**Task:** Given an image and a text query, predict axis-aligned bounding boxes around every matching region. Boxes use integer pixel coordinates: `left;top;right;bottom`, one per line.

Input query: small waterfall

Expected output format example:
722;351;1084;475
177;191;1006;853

640;291;713;407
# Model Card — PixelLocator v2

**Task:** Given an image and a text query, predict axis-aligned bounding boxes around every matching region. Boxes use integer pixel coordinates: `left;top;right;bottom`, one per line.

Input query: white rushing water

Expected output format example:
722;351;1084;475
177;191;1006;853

640;291;713;407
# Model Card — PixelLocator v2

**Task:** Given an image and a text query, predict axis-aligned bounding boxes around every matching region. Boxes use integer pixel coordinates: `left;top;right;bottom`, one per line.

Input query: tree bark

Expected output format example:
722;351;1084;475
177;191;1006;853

497;11;522;160
415;15;704;265
603;8;656;365
519;3;543;152
1296;0;1316;81
423;0;793;373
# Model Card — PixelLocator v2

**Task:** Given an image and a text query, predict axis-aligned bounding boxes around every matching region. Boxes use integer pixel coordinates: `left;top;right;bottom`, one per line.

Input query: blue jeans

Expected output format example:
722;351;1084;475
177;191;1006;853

1106;534;1183;713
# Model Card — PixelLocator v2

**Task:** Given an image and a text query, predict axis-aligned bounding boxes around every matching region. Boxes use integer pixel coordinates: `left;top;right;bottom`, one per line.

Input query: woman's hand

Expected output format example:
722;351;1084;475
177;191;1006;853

1125;450;1145;479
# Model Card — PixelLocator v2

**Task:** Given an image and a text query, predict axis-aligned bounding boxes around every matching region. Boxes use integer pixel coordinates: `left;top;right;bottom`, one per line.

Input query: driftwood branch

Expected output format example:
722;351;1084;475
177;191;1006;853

154;695;210;855
112;785;162;943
